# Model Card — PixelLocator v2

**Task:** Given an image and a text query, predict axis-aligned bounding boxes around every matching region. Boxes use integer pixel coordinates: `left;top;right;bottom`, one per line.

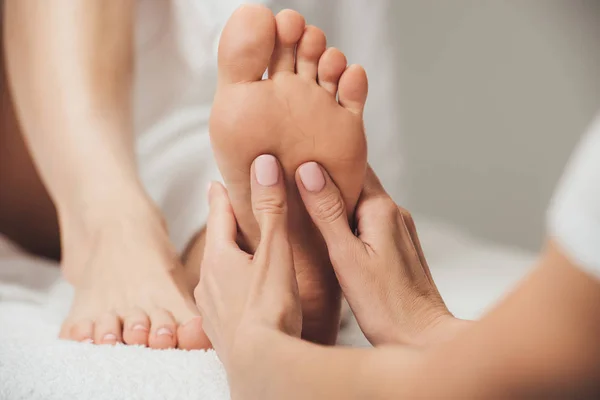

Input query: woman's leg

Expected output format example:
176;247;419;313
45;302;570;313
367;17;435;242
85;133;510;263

2;0;208;349
0;50;59;260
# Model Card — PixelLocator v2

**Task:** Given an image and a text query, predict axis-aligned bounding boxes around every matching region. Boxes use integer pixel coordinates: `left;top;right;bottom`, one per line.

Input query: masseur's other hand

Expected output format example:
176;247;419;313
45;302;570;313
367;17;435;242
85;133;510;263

297;164;465;347
195;155;302;373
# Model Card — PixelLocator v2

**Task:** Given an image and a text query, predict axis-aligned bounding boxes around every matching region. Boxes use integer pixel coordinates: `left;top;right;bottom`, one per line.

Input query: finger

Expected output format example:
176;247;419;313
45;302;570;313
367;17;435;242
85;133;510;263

354;165;399;243
206;182;238;247
251;154;289;243
361;165;389;199
296;161;358;256
400;209;439;289
251;154;296;286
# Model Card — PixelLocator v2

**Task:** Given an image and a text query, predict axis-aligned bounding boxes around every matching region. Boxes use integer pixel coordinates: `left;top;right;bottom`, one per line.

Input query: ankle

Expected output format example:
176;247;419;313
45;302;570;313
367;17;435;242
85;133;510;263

58;191;167;284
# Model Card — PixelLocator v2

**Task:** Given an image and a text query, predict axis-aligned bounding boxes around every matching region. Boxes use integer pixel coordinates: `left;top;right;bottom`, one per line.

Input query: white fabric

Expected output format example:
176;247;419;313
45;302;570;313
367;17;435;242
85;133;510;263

548;114;600;278
133;0;403;252
0;224;534;399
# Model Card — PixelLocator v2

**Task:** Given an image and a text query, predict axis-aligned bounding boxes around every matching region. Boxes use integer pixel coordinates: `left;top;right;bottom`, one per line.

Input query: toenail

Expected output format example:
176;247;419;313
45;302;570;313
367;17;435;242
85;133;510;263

82;338;94;344
103;333;117;341
132;324;149;332
299;162;325;192
254;154;279;186
156;327;173;337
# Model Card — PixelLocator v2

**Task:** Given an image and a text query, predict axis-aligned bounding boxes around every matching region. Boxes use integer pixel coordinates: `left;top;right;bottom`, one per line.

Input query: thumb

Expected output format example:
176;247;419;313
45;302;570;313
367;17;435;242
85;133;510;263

206;181;238;248
296;162;359;258
251;154;288;237
251;154;295;285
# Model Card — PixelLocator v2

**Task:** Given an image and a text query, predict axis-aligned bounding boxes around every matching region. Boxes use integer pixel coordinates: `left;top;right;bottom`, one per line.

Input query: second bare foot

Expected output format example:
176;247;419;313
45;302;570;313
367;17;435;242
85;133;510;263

59;201;209;350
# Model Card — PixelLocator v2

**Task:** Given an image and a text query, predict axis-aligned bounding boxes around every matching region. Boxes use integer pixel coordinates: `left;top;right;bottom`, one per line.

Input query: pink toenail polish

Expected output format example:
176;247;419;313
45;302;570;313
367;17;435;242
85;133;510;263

103;333;117;341
254;155;279;186
157;327;173;337
299;162;325;192
132;324;149;332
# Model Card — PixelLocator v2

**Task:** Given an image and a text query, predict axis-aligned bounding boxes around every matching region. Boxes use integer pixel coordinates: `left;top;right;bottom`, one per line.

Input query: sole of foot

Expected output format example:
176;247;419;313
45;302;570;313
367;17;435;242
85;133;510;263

209;5;368;344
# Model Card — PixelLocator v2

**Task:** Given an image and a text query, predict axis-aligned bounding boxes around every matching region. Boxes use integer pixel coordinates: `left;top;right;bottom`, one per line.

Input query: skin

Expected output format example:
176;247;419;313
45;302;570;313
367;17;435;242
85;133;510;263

1;3;369;348
210;5;368;344
2;0;207;349
197;156;600;399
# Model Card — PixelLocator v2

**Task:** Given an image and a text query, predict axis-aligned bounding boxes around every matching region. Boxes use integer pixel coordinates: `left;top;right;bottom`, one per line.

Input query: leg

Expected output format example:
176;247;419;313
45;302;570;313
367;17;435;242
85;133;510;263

0;56;60;260
209;6;369;344
2;0;207;349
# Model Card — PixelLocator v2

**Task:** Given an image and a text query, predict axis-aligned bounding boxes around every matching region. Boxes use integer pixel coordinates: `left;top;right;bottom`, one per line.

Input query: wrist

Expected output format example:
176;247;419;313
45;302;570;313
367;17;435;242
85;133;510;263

417;313;472;346
369;304;468;348
227;327;287;398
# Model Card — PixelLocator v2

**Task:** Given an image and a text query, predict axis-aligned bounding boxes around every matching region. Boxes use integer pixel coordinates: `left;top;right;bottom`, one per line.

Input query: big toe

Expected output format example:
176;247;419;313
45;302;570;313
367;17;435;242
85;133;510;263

177;317;211;350
338;64;369;115
218;4;276;84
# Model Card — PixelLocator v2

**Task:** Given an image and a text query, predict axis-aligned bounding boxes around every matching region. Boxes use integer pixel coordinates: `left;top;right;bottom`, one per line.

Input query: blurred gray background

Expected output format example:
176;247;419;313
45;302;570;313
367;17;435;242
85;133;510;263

392;0;600;251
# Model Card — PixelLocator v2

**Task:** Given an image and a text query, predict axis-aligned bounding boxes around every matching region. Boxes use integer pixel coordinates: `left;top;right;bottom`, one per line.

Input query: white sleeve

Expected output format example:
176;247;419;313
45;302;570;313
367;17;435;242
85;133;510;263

548;114;600;277
275;0;405;203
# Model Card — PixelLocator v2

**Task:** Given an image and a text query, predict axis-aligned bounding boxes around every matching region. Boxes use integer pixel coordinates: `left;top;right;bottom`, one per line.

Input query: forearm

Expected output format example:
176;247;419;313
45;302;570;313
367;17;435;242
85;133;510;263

419;241;600;398
3;0;138;216
234;329;426;400
243;241;600;399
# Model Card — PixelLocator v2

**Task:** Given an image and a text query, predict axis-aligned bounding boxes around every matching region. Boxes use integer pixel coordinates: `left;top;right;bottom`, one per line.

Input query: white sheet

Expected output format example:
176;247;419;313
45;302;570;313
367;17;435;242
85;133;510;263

0;220;535;399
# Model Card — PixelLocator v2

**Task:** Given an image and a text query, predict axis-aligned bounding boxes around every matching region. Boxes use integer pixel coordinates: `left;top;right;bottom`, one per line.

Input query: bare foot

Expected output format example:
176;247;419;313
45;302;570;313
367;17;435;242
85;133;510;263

209;5;368;344
58;201;209;350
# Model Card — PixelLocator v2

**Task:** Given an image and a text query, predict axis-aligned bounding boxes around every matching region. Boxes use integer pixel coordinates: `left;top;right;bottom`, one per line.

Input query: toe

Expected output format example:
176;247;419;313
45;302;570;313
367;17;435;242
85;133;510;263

296;25;327;80
148;309;177;349
59;321;73;340
94;313;122;345
218;4;276;84
317;48;347;96
269;9;306;77
177;317;211;350
65;319;95;343
122;308;150;347
338;64;369;115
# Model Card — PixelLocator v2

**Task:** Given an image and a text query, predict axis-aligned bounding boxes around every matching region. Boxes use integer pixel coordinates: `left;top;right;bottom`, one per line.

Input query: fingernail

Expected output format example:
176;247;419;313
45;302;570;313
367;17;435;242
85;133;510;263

156;327;173;337
298;162;325;192
103;333;117;341
254;154;279;187
82;338;94;344
132;324;148;332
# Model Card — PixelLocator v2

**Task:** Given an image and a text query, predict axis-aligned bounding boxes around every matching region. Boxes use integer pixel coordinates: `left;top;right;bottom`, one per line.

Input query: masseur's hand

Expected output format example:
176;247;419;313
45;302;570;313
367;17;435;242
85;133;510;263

296;164;467;347
195;155;302;374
